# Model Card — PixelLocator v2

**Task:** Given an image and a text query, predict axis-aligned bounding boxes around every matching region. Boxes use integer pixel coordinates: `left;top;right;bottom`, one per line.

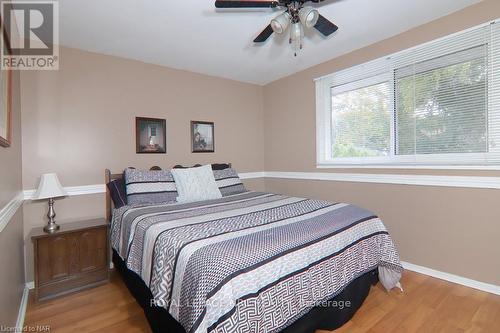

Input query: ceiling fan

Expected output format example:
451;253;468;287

215;0;339;55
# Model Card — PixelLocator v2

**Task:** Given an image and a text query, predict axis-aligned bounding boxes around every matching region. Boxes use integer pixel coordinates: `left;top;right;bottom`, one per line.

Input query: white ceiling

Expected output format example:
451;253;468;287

59;0;481;85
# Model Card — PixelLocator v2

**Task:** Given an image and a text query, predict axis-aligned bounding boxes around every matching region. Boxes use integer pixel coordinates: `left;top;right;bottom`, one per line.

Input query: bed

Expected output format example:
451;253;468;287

106;165;402;333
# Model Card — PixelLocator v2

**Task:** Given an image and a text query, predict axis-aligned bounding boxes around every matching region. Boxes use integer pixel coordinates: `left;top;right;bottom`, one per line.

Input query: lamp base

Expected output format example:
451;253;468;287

44;198;60;233
43;223;60;233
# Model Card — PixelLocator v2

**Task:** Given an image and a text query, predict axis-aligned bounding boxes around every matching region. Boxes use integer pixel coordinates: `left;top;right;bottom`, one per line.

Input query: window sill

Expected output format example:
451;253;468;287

316;163;500;171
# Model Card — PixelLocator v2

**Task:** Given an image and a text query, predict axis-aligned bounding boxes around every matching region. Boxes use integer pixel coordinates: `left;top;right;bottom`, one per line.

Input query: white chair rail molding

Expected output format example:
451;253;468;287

21;171;500;199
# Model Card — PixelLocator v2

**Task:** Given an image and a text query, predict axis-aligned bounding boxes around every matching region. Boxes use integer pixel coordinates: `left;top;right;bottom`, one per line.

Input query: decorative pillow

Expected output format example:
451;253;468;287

125;168;177;205
171;165;222;203
107;178;127;208
213;168;247;196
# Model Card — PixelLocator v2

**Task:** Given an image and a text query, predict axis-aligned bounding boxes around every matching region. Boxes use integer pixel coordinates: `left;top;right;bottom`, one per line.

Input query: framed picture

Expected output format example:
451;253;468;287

191;121;215;153
0;18;12;148
135;117;166;154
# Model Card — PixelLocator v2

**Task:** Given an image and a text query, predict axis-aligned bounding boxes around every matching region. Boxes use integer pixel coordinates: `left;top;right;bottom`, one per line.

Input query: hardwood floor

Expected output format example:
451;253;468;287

25;273;150;333
24;270;500;333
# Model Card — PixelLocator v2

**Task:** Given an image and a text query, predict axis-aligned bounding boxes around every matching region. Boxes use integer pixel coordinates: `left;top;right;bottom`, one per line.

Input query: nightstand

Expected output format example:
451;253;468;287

30;218;110;302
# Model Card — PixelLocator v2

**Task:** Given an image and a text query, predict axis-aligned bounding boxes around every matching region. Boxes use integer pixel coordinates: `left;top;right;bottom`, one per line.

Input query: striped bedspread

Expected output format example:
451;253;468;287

111;191;402;333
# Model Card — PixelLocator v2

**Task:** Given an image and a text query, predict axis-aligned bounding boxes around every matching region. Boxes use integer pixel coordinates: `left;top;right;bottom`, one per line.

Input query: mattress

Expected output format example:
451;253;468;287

111;191;402;333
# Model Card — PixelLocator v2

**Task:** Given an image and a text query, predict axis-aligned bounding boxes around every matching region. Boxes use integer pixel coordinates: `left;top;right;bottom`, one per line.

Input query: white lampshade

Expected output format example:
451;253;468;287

32;173;67;200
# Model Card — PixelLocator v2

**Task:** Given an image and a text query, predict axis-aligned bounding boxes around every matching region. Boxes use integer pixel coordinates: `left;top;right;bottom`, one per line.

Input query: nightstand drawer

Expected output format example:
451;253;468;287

31;219;110;302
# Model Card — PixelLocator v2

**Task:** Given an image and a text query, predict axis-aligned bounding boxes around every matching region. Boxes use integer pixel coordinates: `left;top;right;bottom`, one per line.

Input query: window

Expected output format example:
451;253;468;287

316;21;500;169
332;79;391;158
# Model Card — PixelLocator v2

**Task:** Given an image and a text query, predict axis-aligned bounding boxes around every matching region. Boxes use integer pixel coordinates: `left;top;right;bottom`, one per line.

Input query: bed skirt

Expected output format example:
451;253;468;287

112;250;378;333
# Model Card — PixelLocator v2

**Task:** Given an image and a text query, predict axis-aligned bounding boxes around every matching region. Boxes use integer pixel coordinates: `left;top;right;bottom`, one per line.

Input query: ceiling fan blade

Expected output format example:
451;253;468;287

215;1;279;8
254;24;274;43
314;14;338;37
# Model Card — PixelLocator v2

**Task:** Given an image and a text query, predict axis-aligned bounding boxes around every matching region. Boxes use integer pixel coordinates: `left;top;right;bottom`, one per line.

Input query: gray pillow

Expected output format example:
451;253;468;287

213;168;247;196
125;168;177;205
171;165;222;203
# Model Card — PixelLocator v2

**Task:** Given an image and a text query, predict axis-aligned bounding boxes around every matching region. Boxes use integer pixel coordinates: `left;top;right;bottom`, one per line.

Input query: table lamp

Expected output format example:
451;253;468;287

32;173;67;233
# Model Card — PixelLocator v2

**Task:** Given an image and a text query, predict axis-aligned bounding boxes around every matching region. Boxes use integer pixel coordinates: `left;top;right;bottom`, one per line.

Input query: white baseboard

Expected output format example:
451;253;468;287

15;285;30;331
401;261;500;296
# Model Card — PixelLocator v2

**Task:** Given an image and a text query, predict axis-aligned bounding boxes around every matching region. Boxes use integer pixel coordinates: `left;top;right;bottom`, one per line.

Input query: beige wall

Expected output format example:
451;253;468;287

263;0;500;285
0;211;24;327
0;67;24;326
21;46;264;190
20;46;265;281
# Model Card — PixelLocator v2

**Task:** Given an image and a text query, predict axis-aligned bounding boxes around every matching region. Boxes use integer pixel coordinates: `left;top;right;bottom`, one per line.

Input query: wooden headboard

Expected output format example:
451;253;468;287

104;169;121;223
104;163;231;222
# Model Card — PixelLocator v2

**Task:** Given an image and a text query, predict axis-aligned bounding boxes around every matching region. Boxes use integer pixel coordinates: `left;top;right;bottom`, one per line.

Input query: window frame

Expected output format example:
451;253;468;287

315;20;500;170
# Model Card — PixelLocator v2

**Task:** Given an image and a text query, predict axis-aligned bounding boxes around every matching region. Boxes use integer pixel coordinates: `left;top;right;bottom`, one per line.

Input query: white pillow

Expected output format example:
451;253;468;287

171;165;222;203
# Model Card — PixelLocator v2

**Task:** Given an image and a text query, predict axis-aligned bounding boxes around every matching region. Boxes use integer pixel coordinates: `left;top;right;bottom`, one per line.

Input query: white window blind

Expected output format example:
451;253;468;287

316;20;500;168
395;45;488;156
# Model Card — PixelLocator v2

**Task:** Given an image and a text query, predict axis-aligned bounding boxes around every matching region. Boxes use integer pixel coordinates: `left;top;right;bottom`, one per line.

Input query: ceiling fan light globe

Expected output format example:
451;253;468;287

271;12;290;34
299;7;319;28
290;22;304;41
